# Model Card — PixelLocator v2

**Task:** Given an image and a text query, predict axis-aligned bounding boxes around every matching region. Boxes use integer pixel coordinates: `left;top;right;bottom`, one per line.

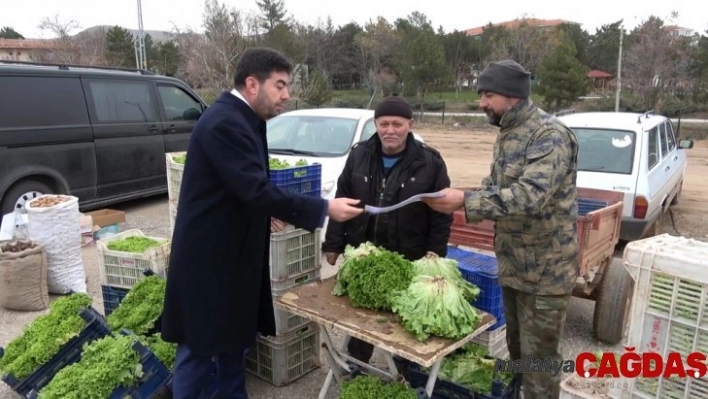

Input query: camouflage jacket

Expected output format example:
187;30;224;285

464;100;580;295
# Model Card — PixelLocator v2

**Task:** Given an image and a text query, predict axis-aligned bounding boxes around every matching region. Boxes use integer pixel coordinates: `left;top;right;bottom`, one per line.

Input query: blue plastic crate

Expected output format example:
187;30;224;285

577;198;608;216
109;340;171;398
26;336;172;399
101;284;130;317
0;307;112;397
407;359;520;399
447;247;505;330
270;164;322;197
341;363;428;398
446;246;475;261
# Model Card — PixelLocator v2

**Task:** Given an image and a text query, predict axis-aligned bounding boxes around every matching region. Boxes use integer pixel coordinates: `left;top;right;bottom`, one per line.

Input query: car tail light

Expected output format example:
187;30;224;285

633;196;648;219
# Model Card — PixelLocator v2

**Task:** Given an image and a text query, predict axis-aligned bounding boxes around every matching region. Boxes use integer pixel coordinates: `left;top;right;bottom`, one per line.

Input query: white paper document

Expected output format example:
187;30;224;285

364;190;446;215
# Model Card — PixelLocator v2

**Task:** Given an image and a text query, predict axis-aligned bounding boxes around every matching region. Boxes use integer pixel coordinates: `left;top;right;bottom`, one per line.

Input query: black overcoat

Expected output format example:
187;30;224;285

161;91;327;355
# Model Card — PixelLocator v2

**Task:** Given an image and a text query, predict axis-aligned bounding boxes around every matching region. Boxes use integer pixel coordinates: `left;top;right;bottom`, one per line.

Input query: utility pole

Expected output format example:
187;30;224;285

135;0;146;70
614;27;623;112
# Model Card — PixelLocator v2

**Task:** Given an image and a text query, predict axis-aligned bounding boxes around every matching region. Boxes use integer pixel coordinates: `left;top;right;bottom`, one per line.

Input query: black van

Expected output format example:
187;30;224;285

0;61;207;215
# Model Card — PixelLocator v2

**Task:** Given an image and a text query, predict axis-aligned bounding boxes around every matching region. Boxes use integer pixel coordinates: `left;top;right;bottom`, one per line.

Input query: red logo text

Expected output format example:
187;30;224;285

576;348;707;379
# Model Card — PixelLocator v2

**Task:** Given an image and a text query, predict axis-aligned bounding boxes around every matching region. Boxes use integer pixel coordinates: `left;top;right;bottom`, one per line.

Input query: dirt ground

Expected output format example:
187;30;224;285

415;123;708;241
1;125;707;398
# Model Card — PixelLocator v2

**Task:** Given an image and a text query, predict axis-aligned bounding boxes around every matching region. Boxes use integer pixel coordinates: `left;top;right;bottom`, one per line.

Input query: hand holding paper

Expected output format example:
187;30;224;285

420;188;466;214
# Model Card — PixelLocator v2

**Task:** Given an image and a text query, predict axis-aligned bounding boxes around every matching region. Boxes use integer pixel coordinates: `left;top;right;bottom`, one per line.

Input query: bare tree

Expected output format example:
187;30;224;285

483;17;558;72
172;0;248;90
202;0;247;87
74;28;108;66
354;17;400;96
37;15;81;64
623;14;692;111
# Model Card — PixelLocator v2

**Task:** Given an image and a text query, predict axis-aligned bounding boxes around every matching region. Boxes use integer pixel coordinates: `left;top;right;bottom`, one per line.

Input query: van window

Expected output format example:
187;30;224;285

158;85;202;121
0;76;88;128
87;79;158;123
571;128;635;174
647;126;660;170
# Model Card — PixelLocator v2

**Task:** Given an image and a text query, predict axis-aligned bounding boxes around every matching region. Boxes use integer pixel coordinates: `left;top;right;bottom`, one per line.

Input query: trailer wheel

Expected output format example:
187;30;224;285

593;259;634;345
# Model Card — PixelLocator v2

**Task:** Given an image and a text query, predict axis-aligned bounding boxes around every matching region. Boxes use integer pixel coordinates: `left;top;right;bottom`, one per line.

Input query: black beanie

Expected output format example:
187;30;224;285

374;96;413;119
477;60;531;98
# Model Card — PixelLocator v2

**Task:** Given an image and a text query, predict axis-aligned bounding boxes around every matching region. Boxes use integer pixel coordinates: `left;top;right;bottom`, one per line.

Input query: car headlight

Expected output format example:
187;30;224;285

321;180;336;197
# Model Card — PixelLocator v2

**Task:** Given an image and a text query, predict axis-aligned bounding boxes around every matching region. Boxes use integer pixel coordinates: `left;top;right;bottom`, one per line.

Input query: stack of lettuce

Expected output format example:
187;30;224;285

332;243;482;341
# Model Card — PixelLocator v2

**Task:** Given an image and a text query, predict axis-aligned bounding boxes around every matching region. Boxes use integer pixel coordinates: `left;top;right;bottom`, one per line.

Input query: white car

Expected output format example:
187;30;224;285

558;111;694;241
266;108;423;241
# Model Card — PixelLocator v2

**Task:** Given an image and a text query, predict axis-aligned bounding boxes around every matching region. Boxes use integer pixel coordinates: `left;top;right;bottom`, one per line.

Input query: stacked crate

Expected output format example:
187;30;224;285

165;152;185;234
616;234;708;399
244;163;324;386
446;246;507;358
97;229;171;316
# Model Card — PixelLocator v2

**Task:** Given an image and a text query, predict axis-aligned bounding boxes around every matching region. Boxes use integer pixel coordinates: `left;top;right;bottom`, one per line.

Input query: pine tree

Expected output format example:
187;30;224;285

536;42;590;111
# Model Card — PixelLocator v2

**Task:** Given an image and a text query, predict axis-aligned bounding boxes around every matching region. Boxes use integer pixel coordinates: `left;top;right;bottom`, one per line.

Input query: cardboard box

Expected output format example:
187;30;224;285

86;209;126;228
79;214;96;246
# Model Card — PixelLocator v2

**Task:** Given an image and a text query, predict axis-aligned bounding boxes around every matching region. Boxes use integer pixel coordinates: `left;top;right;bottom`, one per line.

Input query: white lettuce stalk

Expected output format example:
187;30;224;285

413;252;481;301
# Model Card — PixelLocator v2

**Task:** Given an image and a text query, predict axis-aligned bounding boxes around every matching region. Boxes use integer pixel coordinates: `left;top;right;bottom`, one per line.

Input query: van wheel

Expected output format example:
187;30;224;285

0;180;53;215
593;259;634;345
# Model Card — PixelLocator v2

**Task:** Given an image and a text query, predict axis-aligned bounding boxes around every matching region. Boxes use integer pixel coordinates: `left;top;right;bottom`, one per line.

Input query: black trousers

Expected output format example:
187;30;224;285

171;343;249;399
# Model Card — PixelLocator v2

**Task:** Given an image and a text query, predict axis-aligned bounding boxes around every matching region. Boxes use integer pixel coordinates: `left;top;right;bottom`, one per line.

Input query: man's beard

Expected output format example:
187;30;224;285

485;109;503;127
484;100;514;127
255;90;279;120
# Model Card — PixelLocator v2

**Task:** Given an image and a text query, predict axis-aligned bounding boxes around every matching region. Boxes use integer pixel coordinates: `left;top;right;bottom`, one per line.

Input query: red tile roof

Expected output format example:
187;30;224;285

587;70;614;79
0;38;53;50
465;18;580;36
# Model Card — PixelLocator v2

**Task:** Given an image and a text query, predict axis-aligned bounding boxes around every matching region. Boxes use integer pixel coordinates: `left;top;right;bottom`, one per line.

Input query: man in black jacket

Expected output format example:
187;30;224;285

322;95;453;363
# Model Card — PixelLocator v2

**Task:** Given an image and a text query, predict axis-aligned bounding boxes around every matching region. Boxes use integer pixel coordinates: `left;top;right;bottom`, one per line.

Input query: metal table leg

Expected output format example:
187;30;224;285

424;359;443;397
318;370;335;399
382;351;400;380
318;324;353;399
317;323;430;398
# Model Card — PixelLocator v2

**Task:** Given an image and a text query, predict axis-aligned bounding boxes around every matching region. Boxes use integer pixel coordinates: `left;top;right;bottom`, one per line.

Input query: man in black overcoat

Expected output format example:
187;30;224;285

161;47;363;399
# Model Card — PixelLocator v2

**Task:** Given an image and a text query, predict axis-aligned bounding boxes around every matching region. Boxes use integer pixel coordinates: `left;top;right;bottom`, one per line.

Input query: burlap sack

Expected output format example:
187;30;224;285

0;240;49;311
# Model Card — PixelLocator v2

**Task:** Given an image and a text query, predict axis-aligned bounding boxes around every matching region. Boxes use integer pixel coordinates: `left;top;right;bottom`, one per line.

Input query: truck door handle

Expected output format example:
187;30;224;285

673;156;678;161
168;124;177;133
665;165;671;171
148;124;159;133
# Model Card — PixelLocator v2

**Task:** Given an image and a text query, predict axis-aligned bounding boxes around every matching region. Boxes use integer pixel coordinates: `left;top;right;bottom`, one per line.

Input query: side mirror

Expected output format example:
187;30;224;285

183;108;202;121
679;139;694;149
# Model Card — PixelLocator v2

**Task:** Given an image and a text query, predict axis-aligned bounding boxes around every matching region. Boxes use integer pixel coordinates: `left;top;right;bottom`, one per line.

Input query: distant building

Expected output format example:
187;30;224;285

587;69;615;95
665;25;694;37
0;39;52;61
465;18;581;36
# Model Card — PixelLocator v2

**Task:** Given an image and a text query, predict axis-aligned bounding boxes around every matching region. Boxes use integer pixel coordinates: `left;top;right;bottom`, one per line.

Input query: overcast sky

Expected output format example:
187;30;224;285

3;0;705;39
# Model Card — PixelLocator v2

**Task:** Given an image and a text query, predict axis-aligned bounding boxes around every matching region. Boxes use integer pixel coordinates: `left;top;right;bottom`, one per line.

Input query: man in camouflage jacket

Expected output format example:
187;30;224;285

423;60;579;399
